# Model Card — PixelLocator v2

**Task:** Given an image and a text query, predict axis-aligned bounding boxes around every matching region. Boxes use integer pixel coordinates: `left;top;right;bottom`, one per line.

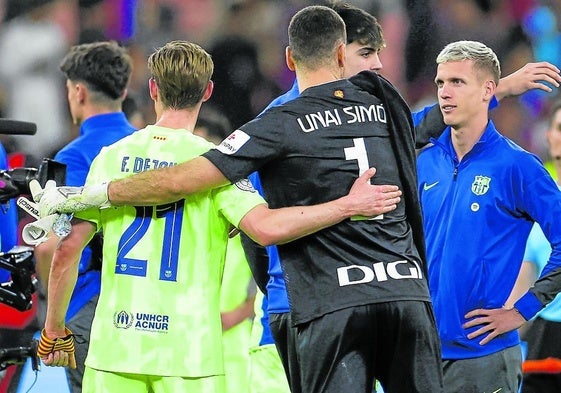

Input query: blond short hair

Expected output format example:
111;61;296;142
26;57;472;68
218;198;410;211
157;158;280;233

436;40;500;84
148;41;214;109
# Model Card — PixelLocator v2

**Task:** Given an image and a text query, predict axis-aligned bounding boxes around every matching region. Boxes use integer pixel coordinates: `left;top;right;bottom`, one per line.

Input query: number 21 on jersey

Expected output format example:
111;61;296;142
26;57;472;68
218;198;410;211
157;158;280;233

115;201;184;281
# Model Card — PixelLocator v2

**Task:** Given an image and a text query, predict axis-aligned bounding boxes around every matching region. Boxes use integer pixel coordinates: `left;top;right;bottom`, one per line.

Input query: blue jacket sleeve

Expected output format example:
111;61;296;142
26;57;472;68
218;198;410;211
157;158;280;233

0;143;18;252
514;162;561;319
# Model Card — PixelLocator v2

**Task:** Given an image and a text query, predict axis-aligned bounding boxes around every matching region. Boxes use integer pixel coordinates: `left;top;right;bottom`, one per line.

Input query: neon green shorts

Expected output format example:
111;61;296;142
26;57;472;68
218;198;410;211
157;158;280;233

82;366;225;393
248;343;290;393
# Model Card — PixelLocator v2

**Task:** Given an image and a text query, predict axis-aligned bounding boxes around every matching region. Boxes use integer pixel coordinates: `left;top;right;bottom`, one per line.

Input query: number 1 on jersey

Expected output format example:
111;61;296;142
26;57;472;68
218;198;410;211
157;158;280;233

344;137;383;221
344;137;371;183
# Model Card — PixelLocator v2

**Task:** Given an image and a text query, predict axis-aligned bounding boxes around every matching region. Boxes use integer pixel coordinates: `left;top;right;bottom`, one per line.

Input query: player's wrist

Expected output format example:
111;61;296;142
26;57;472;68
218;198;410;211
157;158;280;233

84;182;110;209
43;327;67;340
333;195;355;219
38;327;76;358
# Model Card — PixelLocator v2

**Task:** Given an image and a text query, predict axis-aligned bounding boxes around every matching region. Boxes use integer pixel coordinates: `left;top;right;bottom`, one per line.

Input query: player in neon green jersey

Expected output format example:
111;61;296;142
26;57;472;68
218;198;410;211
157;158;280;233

33;40;402;393
220;235;255;393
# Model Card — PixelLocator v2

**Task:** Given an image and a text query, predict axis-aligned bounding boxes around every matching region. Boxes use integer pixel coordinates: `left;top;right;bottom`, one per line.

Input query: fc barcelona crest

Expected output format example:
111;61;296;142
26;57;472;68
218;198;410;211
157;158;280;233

471;175;491;195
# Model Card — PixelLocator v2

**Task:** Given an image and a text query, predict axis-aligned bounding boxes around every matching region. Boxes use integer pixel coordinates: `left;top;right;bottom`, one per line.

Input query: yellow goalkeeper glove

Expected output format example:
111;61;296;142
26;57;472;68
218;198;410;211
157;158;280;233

37;327;77;369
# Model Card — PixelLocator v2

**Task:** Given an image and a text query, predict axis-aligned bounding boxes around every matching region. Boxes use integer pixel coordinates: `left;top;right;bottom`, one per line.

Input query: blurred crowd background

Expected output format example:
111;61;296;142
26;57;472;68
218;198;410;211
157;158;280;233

0;0;560;165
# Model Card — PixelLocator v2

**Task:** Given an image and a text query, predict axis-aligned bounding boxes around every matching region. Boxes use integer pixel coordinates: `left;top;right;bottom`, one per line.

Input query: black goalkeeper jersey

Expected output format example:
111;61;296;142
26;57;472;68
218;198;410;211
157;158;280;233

204;75;431;325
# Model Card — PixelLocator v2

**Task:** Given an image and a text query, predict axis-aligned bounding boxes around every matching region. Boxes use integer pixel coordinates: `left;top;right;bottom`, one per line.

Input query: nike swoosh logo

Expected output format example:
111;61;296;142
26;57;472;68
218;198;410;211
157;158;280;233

423;181;439;191
489;388;502;393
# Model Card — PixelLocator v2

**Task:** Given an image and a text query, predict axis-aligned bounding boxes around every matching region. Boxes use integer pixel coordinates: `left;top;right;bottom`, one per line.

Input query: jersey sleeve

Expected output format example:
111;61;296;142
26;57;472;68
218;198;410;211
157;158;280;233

211;180;266;228
202;113;286;183
517;159;561;278
412;103;446;148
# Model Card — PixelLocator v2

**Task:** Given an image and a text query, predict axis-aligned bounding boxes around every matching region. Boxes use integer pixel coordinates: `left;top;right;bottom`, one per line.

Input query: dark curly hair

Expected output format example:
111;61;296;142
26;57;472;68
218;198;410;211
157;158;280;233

60;41;132;100
329;1;385;51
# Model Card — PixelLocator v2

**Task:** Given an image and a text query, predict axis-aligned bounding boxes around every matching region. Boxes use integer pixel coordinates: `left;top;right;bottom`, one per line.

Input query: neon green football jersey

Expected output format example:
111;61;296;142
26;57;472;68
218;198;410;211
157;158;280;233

76;125;265;377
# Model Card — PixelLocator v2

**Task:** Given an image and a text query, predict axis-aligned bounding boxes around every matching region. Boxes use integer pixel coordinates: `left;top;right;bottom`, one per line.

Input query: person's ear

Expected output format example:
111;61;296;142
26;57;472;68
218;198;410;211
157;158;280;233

483;79;496;101
75;83;87;104
286;46;295;71
202;80;214;102
148;77;158;101
337;42;345;69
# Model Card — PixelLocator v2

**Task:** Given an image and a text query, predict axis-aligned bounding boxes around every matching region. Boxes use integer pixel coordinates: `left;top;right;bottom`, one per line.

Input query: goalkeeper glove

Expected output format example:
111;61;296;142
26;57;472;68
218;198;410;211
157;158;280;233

29;179;110;217
37;327;77;369
21;214;59;245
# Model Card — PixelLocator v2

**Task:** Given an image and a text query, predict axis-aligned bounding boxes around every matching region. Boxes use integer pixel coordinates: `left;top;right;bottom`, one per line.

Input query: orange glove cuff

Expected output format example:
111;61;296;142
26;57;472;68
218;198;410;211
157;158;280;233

37;327;76;358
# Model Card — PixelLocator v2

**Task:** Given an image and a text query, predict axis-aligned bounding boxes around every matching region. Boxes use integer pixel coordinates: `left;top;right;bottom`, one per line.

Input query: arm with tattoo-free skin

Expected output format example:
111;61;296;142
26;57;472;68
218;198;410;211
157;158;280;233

110;165;400;246
495;61;561;100
108;156;227;206
237;168;400;246
35;157;402;236
41;219;96;369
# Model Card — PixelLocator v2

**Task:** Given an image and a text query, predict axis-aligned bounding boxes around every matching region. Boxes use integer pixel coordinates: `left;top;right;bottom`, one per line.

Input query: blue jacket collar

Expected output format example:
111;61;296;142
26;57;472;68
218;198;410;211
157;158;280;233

433;119;500;157
79;112;129;136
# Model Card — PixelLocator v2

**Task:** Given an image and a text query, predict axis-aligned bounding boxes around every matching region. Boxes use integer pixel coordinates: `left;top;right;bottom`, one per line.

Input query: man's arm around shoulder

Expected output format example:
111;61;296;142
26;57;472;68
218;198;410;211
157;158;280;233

238;168;401;246
36;156;231;217
108;156;229;206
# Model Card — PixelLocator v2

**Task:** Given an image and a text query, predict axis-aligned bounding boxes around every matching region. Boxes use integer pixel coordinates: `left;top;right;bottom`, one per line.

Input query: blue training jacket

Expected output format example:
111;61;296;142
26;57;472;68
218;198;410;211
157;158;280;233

417;120;561;360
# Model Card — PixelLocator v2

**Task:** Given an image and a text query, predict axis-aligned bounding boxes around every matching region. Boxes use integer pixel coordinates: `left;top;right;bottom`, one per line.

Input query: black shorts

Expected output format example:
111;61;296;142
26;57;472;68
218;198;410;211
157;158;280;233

269;312;301;393
272;301;443;393
521;317;561;393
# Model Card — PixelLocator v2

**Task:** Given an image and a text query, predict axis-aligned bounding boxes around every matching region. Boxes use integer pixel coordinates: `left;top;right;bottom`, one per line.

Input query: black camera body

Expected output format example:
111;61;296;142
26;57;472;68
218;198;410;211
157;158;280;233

0;339;39;371
0;246;36;311
0;158;66;204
